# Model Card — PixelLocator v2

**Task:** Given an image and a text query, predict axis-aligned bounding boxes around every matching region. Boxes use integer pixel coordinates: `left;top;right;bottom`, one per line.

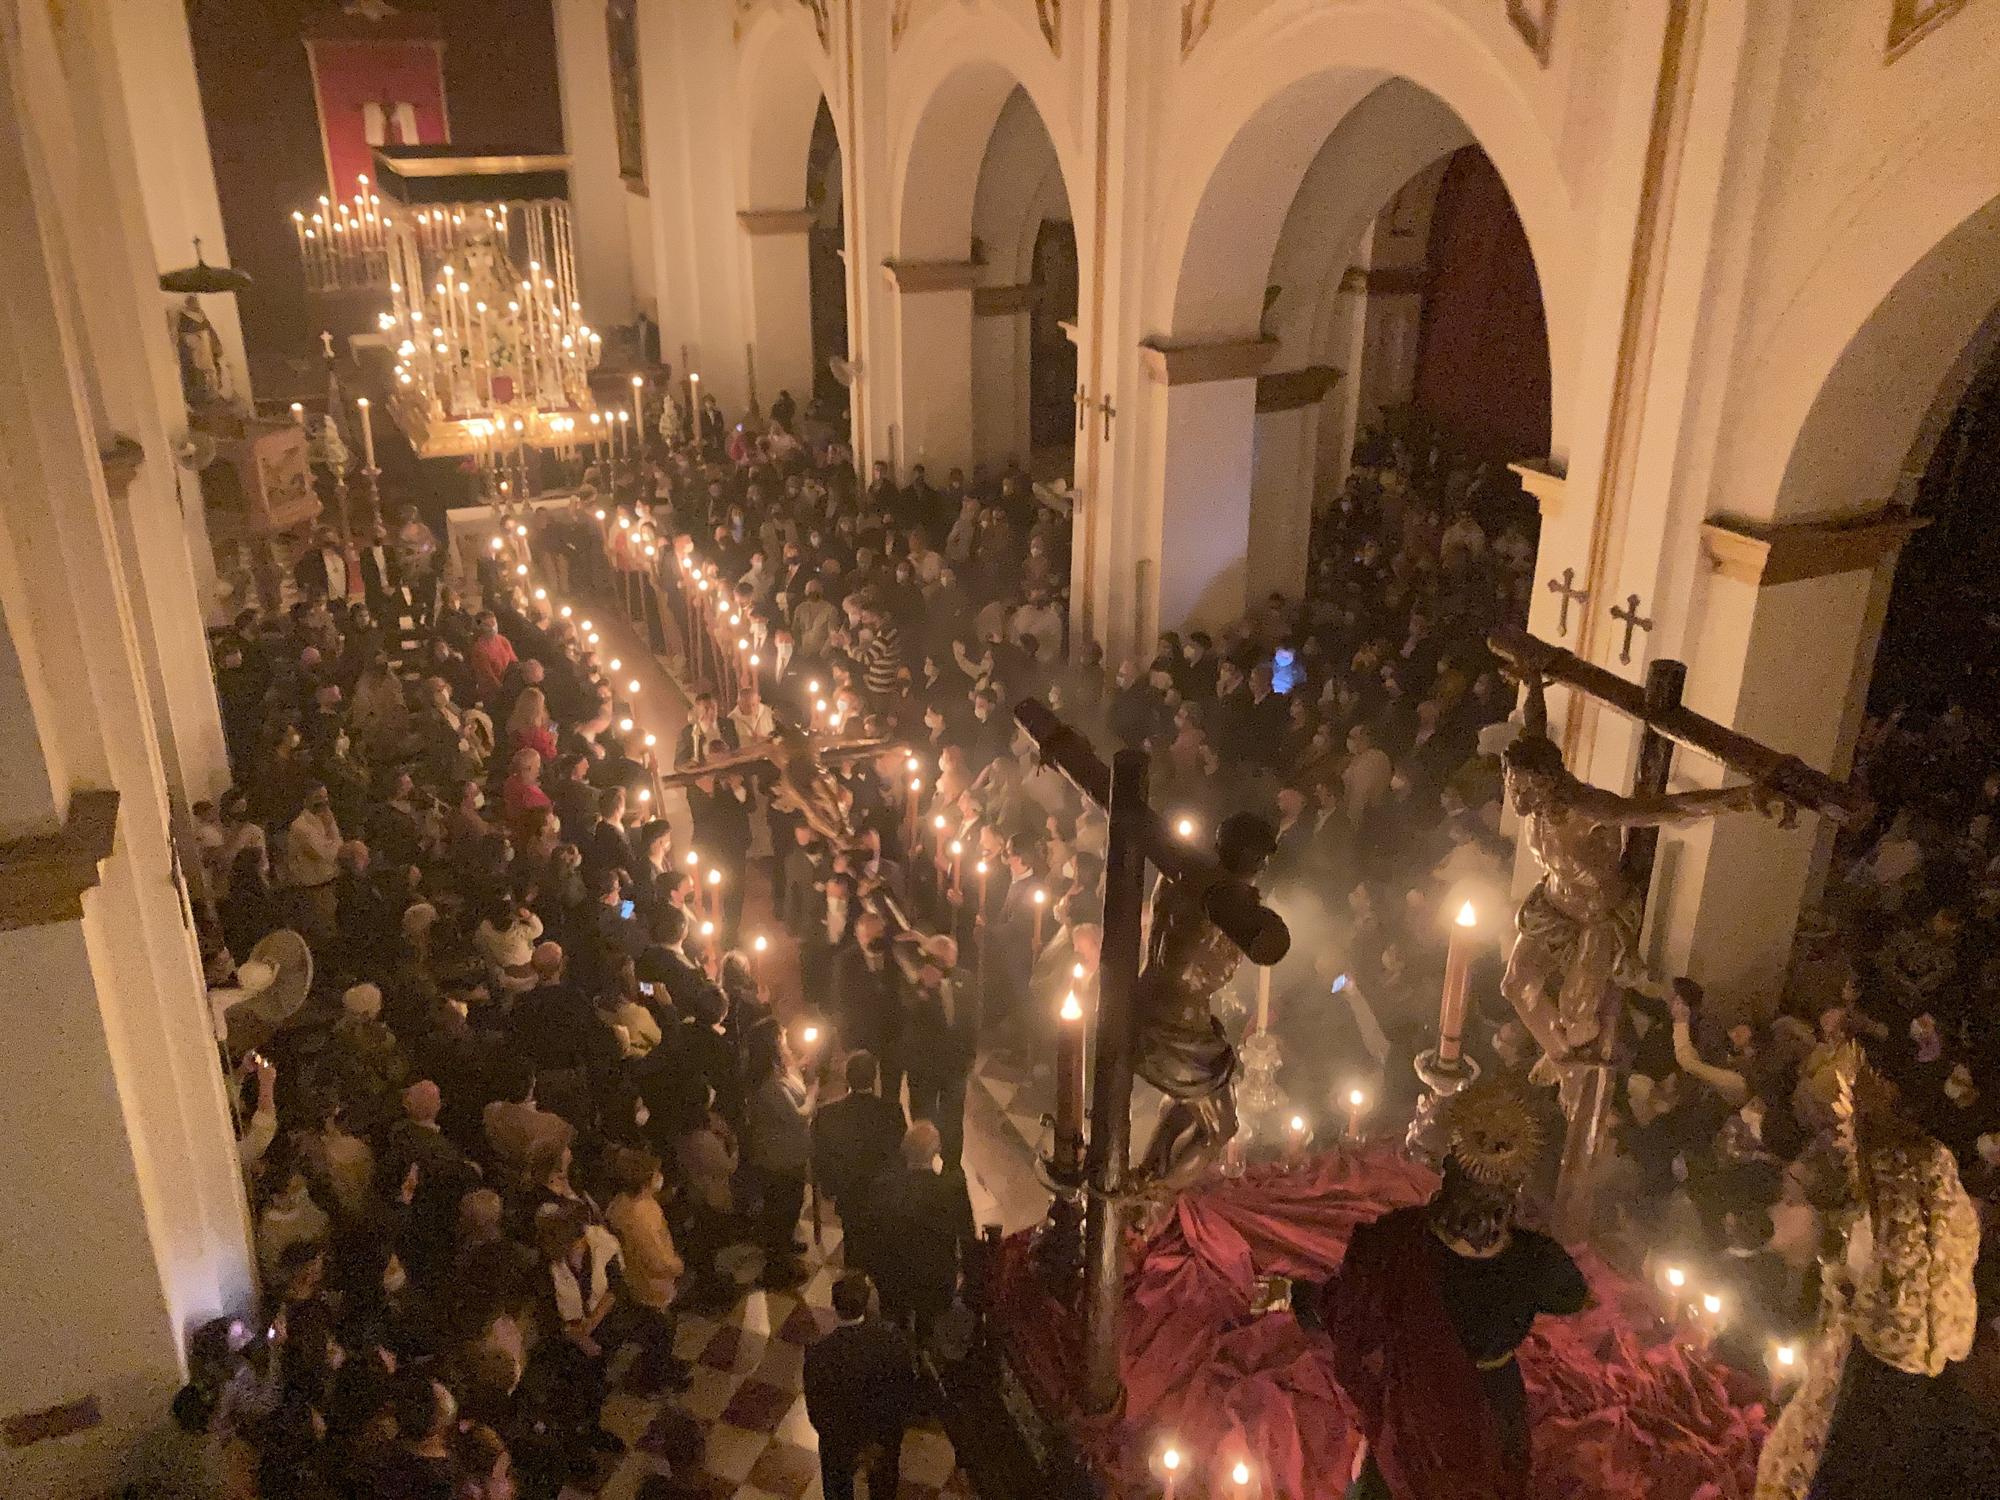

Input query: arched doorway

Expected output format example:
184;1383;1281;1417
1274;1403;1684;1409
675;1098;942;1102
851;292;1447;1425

738;13;840;422
967;85;1077;480
1152;68;1565;632
806;97;847;411
892;59;1081;482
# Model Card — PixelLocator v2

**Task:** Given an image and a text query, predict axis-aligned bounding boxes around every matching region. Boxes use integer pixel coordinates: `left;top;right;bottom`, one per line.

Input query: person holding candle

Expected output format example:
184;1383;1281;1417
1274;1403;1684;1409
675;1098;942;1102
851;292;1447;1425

1267;1082;1588;1500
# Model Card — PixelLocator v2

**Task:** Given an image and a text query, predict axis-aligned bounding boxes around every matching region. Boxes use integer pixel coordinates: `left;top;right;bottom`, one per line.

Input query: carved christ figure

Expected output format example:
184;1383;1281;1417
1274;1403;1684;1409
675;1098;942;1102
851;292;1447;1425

1499;657;1792;1076
1130;812;1278;1196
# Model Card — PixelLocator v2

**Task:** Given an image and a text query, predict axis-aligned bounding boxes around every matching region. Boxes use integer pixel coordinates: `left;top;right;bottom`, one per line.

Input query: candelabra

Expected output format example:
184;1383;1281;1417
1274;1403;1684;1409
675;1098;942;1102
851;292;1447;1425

358;148;611;481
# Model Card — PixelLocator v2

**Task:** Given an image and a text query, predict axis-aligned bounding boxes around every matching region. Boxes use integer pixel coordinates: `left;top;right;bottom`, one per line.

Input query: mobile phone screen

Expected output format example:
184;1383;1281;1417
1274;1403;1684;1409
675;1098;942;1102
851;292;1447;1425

619;900;635;920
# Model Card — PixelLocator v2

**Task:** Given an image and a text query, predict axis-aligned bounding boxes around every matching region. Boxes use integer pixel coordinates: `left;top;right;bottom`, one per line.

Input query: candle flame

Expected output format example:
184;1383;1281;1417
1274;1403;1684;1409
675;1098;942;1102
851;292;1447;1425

1348;1089;1365;1108
753;935;768;952
1232;1461;1251;1487
1288;1115;1305;1133
1455;900;1477;928
802;1025;819;1044
1702;1293;1722;1315
686;852;700;866
707;868;722;885
1162;1448;1181;1472
700;921;714;936
1665;1266;1687;1288
1060;993;1083;1022
1776;1343;1796;1366
1032;888;1046;905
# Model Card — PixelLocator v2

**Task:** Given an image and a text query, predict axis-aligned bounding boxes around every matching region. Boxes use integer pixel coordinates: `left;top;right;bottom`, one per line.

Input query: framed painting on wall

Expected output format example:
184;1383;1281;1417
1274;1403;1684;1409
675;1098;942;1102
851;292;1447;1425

607;0;646;192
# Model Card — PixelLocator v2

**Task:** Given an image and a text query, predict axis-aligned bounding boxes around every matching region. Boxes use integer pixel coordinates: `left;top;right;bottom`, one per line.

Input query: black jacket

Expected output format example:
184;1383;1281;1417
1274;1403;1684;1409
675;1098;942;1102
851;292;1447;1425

802;1317;920;1450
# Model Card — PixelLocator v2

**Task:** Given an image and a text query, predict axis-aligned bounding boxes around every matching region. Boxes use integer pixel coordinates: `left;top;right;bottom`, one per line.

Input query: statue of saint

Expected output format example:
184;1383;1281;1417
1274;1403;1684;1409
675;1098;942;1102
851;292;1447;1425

1756;1045;1988;1498
174;294;228;408
1499;653;1791;1083
1130;811;1278;1196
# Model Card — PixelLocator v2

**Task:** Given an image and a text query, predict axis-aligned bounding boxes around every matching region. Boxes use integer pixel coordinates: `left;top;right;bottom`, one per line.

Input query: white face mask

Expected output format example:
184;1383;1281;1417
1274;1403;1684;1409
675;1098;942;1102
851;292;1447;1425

471;792;486;810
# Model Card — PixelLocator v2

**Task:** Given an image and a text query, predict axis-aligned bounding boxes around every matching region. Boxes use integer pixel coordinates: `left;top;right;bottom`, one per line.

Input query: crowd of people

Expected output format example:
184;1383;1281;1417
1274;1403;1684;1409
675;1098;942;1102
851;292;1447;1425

158;361;2000;1498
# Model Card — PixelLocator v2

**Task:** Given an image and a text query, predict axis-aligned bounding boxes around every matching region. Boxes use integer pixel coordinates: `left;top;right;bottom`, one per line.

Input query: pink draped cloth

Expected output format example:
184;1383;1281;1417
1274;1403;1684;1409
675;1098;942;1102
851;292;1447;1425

995;1147;1770;1499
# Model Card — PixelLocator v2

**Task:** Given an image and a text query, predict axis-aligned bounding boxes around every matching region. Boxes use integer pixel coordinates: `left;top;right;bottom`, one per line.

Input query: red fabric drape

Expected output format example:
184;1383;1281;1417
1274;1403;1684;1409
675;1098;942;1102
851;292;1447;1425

995;1148;1770;1500
1412;148;1553;461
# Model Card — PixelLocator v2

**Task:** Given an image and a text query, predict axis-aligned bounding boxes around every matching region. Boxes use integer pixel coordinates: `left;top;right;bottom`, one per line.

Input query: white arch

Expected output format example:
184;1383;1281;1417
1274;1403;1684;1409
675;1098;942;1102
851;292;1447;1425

1151;0;1577;451
736;7;839;210
888;6;1084;263
1733;155;2000;520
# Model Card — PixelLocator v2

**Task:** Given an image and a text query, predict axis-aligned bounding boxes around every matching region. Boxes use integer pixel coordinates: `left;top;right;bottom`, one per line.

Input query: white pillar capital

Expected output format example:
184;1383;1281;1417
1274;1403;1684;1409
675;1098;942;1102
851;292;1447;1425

1138;333;1279;386
881;257;983;293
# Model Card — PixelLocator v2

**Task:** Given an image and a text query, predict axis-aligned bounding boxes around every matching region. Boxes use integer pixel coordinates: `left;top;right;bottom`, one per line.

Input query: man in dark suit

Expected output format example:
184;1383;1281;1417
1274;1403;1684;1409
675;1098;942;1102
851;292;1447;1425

810;1051;906;1217
678;692;738;769
356;521;404;625
757;625;814;722
897;939;977;1168
833;913;906;1102
582;786;635;885
803;1272;921;1500
292;526;352;603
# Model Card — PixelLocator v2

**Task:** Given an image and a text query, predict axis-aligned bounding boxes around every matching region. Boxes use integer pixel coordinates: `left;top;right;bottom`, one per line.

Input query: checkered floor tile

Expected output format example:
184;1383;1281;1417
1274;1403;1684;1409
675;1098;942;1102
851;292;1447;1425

592;1192;977;1499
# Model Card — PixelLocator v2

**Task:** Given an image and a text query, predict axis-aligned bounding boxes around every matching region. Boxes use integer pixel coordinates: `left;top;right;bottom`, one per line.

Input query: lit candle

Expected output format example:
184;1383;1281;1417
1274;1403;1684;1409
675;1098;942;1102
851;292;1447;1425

1437;899;1478;1064
1231;1459;1253;1494
752;932;768;988
1161;1444;1183;1500
1344;1087;1368;1140
355;397;376;470
1031;886;1047;952
1055;991;1086;1176
1254;963;1272;1034
1176;816;1195;840
290;401;305;426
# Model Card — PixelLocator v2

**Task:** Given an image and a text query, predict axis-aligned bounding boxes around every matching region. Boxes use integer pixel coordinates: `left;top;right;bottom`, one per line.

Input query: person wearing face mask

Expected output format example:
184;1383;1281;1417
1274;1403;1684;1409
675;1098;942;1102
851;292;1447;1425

1270;1082;1587;1500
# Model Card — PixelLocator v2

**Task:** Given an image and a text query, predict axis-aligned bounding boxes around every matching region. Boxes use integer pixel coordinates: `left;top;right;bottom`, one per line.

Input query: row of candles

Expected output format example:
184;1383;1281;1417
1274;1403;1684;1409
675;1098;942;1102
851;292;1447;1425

289;175;393;292
487;505;805;1001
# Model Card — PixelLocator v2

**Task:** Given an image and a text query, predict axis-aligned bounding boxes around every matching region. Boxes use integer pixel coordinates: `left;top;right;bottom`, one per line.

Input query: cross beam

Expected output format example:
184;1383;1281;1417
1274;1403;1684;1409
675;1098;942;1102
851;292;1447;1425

1487;627;1871;826
1013;699;1288;963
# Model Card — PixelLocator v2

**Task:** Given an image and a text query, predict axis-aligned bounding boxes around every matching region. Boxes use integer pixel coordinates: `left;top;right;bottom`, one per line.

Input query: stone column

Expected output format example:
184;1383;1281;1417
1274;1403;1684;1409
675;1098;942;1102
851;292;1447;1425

738;209;818;411
1129;335;1278;640
884;258;981;476
553;0;638;323
1249;366;1343;605
972;282;1035;465
0;17;254;1489
103;0;250;406
1654;513;1922;1018
35;0;231;809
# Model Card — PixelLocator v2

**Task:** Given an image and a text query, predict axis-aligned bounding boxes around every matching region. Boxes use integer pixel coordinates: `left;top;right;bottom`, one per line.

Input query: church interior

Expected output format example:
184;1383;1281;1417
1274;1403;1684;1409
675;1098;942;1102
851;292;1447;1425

5;1;2000;1497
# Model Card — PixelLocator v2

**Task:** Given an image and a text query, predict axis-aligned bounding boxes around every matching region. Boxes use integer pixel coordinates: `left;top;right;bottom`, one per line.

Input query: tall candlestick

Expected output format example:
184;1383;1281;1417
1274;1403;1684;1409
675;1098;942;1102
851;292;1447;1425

1054;991;1085;1177
1437;900;1478;1064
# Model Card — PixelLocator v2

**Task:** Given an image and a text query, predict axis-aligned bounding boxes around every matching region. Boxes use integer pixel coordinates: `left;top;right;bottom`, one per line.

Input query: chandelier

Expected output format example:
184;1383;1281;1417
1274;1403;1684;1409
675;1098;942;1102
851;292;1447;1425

369;147;602;460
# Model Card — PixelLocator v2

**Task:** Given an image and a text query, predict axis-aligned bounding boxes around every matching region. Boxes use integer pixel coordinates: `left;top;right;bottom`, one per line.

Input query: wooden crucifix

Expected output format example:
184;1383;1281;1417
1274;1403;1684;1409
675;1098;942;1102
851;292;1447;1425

1097;393;1116;443
1073;385;1092;432
1014;699;1288;1414
1486;627;1869;1239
